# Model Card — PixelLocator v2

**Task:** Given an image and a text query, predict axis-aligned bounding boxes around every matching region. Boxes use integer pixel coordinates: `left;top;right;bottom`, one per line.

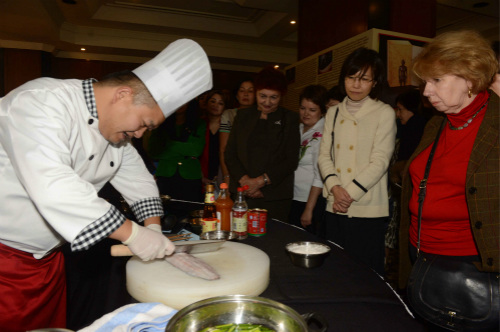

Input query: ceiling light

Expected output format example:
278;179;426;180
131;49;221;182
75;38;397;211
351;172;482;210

274;65;279;69
290;20;297;25
80;48;86;51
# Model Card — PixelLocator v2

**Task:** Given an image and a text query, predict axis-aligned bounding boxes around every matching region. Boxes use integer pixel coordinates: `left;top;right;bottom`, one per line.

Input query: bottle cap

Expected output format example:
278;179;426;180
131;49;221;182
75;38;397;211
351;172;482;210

220;183;228;189
237;187;244;192
206;184;214;192
242;185;249;191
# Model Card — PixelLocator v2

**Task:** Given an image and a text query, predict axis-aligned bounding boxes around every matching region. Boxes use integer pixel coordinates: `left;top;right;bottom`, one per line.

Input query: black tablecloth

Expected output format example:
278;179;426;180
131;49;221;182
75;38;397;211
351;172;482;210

65;200;424;331
245;219;424;332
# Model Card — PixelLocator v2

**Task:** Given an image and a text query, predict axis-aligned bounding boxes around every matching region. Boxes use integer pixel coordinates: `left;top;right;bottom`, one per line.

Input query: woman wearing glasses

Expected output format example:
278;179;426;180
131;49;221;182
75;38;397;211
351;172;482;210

318;47;396;275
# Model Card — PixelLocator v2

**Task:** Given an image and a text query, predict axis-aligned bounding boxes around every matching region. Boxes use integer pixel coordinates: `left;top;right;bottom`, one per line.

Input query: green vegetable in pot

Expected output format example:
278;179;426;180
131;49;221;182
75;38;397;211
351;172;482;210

199;323;275;332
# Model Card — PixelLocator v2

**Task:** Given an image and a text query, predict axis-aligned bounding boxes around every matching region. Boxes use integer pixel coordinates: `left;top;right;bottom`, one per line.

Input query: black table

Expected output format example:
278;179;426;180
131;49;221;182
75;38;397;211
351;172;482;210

244;219;424;332
65;200;424;331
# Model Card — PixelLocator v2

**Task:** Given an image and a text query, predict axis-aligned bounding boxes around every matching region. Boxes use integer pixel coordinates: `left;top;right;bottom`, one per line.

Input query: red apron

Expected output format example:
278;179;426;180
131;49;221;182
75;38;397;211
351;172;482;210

0;242;66;332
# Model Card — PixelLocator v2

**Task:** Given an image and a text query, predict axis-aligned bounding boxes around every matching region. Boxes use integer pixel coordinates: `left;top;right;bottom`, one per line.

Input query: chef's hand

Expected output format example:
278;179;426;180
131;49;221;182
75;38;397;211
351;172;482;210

146;223;162;233
123;222;175;261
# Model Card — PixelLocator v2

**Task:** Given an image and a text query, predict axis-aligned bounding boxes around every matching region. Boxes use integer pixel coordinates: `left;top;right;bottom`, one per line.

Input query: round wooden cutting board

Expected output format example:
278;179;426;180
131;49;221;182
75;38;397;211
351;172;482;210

126;241;270;310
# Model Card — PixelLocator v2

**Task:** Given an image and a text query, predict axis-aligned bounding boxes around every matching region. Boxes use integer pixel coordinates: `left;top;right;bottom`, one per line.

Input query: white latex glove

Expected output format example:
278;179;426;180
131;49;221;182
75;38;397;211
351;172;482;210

146;223;162;233
123;222;175;261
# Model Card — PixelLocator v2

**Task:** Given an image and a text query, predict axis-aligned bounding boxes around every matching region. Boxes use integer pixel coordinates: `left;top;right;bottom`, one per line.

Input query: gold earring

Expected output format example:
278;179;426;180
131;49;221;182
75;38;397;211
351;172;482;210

468;89;472;98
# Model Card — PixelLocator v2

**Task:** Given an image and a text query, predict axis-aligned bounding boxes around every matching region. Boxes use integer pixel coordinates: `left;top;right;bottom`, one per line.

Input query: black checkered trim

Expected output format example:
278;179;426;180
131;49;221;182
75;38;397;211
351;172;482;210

82;79;98;118
71;205;125;251
130;197;164;222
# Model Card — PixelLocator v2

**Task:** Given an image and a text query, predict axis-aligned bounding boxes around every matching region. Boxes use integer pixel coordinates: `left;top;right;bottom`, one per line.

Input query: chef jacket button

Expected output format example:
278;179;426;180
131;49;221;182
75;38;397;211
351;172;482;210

336;168;341;173
354;122;357;126
110;161;114;167
349;145;354;150
474;221;482;229
88;119;94;125
487;258;493;266
340;120;344;124
347;168;352;173
178;162;182;166
89;155;94;161
468;187;477;194
336;144;340;149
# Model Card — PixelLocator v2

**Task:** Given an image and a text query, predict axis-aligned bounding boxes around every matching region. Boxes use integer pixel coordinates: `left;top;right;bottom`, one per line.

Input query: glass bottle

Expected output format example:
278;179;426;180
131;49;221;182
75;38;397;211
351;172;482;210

232;185;249;240
203;184;217;218
215;182;233;231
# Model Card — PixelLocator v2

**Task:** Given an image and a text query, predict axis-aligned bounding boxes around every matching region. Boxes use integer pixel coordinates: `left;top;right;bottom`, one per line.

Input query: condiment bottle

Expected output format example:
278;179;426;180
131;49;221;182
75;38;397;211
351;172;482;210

232;185;249;240
215;182;233;231
203;184;217;219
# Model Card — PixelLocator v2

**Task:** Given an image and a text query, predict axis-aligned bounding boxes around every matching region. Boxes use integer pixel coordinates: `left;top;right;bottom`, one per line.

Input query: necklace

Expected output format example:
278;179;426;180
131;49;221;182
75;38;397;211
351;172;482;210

448;99;489;130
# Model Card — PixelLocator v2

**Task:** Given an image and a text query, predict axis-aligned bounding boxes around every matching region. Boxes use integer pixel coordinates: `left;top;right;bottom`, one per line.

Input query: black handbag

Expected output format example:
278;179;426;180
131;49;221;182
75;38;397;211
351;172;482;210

406;119;500;331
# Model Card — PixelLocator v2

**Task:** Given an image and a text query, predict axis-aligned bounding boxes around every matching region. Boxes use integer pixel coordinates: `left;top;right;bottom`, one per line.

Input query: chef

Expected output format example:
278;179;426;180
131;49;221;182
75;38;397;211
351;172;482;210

0;39;212;331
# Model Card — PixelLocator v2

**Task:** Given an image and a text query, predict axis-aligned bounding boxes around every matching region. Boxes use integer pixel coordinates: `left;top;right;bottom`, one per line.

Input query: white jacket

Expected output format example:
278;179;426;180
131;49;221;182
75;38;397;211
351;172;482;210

0;78;160;258
318;97;396;217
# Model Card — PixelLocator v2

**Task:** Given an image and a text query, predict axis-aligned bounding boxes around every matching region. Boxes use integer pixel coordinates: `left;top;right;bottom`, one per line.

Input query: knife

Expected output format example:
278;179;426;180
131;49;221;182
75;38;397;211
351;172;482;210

110;240;225;257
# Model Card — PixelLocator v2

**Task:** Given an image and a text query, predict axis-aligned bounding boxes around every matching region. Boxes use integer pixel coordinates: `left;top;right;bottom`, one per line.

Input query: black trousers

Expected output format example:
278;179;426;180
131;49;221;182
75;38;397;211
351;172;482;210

324;212;388;276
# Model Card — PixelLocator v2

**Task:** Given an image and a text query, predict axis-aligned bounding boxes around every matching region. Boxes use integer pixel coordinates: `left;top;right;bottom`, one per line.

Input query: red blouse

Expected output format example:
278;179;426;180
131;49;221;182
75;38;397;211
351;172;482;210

408;91;490;256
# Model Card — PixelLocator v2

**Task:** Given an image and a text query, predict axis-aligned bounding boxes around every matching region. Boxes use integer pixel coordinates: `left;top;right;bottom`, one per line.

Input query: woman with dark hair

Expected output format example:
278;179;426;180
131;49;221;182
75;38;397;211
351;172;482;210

147;100;206;202
318;47;397;275
225;66;300;222
219;79;255;186
200;90;227;186
390;88;427;184
289;85;329;233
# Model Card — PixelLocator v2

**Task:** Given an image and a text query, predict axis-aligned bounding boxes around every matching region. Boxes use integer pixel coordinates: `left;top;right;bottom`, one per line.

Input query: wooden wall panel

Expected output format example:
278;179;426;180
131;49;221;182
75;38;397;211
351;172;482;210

3;49;42;94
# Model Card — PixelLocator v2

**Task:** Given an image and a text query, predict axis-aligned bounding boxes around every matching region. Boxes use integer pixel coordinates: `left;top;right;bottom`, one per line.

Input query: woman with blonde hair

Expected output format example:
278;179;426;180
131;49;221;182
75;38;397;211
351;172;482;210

399;30;499;331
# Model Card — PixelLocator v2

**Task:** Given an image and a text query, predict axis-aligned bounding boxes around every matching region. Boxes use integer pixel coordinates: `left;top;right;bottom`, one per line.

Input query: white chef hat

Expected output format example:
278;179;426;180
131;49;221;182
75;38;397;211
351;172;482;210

133;39;212;118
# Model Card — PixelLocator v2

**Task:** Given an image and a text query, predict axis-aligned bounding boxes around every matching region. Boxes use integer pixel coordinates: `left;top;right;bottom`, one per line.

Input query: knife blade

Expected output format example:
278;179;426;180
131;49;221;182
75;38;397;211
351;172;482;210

110;239;225;257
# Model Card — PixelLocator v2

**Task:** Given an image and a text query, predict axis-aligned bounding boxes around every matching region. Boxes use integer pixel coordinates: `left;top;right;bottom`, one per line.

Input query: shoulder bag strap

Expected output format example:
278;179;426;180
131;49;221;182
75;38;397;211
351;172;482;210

329;107;339;161
416;118;446;256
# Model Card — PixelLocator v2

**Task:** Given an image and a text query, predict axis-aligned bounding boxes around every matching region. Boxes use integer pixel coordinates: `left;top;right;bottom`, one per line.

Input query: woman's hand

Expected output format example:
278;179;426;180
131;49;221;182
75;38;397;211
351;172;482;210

239;175;264;193
331;185;353;213
332;202;348;214
300;209;313;227
247;189;264;199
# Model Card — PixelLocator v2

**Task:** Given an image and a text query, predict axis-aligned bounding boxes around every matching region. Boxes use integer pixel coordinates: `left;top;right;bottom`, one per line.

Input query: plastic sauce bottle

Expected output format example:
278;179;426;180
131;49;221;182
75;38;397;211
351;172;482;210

215;182;233;231
232;185;249;239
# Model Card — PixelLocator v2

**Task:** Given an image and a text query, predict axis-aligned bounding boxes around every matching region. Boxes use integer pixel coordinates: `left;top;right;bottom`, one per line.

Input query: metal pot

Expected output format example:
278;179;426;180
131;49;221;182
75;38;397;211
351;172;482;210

165;295;327;332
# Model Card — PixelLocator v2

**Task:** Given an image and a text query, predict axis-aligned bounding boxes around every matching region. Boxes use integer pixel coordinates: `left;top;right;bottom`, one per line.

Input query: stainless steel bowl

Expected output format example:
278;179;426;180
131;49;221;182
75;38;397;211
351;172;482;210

200;230;238;241
165;295;325;332
285;241;331;269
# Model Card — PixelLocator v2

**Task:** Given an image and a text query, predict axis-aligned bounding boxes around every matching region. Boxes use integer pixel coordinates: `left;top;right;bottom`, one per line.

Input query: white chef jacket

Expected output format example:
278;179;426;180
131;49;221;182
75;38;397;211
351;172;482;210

293;117;325;202
0;78;162;258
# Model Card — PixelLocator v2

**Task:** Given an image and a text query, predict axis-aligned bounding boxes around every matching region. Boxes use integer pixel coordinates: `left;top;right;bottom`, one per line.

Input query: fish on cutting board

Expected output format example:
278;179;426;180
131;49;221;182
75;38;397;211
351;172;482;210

165;252;220;280
110;241;222;280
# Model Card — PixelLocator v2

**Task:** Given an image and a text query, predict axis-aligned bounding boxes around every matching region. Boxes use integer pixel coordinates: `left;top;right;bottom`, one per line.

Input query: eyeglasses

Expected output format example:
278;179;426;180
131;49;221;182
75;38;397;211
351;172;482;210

345;76;374;85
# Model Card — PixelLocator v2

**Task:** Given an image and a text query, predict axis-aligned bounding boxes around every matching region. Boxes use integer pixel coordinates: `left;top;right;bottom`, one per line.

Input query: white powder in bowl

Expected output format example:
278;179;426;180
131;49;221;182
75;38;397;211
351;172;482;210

287;243;329;255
